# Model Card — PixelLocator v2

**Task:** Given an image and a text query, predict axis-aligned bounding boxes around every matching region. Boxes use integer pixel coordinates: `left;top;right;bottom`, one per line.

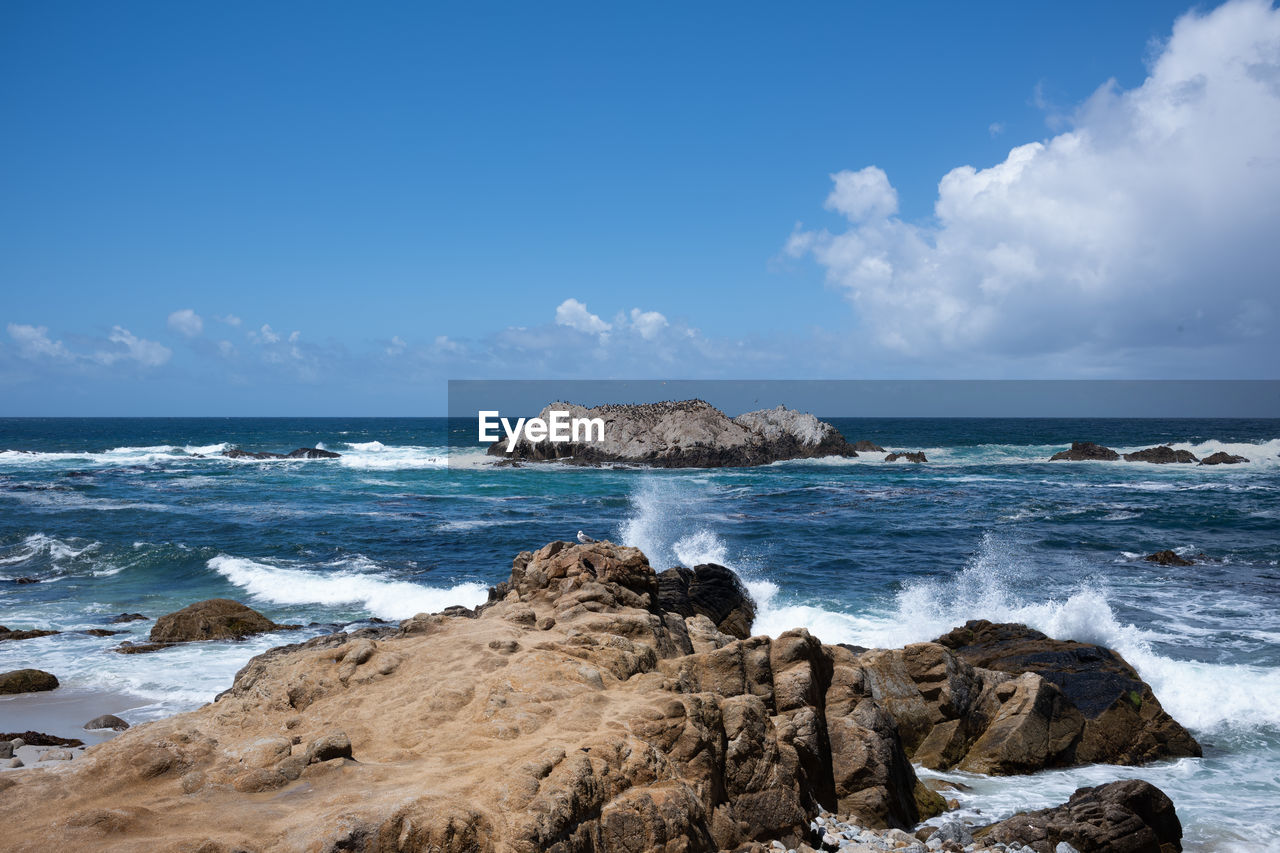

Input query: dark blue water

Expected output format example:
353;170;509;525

1;417;1277;850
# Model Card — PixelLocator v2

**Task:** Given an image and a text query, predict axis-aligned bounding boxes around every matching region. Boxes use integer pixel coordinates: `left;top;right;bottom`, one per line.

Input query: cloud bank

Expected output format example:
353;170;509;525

788;0;1280;369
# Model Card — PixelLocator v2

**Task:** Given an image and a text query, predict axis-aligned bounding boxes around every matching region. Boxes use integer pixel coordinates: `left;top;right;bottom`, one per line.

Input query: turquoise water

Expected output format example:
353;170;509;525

1;417;1277;850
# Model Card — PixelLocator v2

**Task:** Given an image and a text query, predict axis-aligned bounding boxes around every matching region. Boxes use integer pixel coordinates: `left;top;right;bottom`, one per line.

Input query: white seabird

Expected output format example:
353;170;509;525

577;530;597;544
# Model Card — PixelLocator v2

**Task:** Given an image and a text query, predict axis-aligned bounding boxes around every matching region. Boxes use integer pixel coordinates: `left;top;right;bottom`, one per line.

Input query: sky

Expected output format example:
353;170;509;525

2;0;1278;415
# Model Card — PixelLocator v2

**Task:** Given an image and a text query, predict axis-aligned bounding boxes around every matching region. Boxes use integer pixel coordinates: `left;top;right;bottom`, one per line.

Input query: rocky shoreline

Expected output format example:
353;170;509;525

0;539;1201;852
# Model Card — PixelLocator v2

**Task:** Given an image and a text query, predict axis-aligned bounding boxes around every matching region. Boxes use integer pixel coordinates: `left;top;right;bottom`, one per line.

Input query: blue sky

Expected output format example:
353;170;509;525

2;1;1277;414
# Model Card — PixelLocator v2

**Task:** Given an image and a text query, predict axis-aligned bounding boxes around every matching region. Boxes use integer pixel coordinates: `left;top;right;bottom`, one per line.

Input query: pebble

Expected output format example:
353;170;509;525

5;757;22;768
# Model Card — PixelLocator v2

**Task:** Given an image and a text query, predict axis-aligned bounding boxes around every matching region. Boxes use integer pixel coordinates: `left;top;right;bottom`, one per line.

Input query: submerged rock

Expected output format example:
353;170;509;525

0;627;60;642
150;598;295;643
975;779;1182;852
287;447;341;459
110;613;148;623
1200;451;1248;465
489;400;858;467
1049;442;1119;461
1144;550;1194;567
0;669;59;694
884;451;927;463
1123;445;1198;464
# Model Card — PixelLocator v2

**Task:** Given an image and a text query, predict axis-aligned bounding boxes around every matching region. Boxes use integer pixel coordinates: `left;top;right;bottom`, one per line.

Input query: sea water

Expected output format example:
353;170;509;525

0;417;1276;850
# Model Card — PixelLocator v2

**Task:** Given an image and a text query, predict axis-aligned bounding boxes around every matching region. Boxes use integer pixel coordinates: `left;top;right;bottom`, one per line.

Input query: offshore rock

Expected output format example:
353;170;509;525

1049;442;1119;461
489;400;858;467
1200;451;1248;465
1144;550;1193;567
1123;446;1198;464
884;452;927;463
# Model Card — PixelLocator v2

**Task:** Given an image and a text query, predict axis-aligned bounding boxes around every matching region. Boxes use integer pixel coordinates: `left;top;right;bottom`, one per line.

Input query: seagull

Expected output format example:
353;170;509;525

577;530;597;544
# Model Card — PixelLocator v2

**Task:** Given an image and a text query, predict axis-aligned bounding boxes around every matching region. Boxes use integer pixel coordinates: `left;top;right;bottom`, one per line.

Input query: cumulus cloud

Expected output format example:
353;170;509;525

627;308;669;340
788;0;1280;369
6;323;171;368
167;309;203;338
216;314;242;327
554;298;612;335
99;327;173;367
8;324;74;361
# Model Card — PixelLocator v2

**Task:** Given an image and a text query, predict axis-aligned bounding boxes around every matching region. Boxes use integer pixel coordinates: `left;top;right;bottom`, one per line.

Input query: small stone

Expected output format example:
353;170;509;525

1053;844;1081;853
5;757;22;768
40;748;74;761
303;731;352;764
11;738;25;748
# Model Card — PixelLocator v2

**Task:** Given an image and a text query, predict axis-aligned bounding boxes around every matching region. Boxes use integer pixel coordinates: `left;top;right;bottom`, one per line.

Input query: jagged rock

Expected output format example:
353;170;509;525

884;452;927;463
0;540;931;851
489;400;858;467
1200;451;1248;465
0;669;59;694
83;628;124;637
1123;446;1198;464
657;562;757;639
85;715;130;732
11;577;39;584
286;447;341;459
852;440;886;452
111;613;148;623
934;621;1200;766
0;627;60;642
150;599;293;643
221;448;286;459
1144;550;1193;567
975;779;1182;852
1050;442;1119;461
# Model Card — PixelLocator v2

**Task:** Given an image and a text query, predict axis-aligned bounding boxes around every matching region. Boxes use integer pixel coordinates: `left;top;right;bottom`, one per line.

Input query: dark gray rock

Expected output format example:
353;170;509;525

1050;442;1119;461
1123;445;1197;464
656;563;756;639
1200;451;1248;465
0;669;59;694
84;714;130;732
885;451;927;463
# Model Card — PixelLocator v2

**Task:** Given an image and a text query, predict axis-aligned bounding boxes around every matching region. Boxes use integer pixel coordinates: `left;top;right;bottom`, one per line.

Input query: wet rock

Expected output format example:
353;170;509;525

1122;445;1197;464
1200;451;1248;465
111;613;148;623
853;440;886;452
83;628;125;637
84;715;131;732
0;669;59;694
1143;550;1193;567
113;642;169;654
150;598;291;643
0;627;60;642
934;621;1200;765
221;448;286;459
1049;442;1119;461
11;577;39;584
286;447;341;459
656;562;757;639
884;451;927;463
0;731;83;747
975;779;1182;853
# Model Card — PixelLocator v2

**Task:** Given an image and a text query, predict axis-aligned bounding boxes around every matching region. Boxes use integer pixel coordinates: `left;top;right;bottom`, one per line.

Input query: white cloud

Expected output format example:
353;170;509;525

628;308;669;340
386;335;407;356
988;122;1005;137
99;326;172;367
788;0;1280;369
7;324;73;361
250;324;281;344
216;314;242;327
217;340;236;358
554;298;612;335
167;309;203;338
7;323;170;368
824;166;898;222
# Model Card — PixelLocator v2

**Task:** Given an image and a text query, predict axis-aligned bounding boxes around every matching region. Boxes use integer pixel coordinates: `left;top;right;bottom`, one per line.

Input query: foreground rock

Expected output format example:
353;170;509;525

855;620;1198;776
1200;451;1248;465
0;669;59;694
1050;442;1119;461
1144;550;1193;567
1123;446;1198;464
975;779;1182;852
149;599;295;643
0;545;1196;853
489;400;858;467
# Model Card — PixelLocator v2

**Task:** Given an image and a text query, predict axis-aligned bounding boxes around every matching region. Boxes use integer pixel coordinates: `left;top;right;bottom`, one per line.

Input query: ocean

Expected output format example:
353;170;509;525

1;417;1277;850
